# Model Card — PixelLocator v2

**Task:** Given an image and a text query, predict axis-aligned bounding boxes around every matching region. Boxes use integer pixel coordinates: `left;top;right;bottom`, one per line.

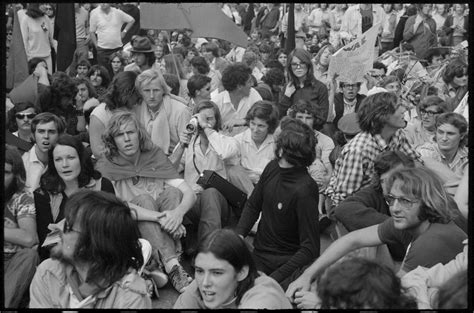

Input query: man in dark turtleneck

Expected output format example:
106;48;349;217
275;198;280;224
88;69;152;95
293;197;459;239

235;118;320;291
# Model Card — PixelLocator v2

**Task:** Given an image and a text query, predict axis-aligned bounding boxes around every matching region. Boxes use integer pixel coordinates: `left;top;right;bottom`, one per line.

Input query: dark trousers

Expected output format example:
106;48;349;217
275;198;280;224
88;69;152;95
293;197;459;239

96;46;121;76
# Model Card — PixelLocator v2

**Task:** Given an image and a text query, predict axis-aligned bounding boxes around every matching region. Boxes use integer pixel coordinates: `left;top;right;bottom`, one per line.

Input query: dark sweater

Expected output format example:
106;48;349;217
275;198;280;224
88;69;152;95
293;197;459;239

236;159;320;283
333;93;366;128
279;78;329;126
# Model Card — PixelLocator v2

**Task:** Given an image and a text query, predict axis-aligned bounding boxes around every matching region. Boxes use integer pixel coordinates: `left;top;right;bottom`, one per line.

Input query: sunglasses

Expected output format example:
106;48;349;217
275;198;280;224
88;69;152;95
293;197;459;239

16;113;36;119
384;194;418;207
63;220;82;234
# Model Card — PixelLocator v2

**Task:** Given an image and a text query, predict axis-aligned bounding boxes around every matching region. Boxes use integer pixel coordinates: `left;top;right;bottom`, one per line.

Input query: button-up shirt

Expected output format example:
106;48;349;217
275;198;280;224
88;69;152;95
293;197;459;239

211;88;262;136
231;129;275;184
22;145;48;193
326;130;421;206
417;143;468;179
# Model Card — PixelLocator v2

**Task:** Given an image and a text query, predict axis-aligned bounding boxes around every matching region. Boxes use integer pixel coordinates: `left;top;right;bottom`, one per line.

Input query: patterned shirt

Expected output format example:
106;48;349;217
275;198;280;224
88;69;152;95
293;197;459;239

4;190;36;255
326;129;421;206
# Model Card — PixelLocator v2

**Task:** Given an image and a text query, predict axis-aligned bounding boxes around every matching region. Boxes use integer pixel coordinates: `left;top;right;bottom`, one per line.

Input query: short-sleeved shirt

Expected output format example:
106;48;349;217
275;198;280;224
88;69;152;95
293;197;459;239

89;7;133;49
22;145;48;193
4;190;36;255
377;218;466;273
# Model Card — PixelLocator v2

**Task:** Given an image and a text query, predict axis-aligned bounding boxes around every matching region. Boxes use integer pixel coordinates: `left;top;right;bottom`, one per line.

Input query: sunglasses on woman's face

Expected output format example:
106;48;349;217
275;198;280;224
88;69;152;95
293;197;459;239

16;113;36;119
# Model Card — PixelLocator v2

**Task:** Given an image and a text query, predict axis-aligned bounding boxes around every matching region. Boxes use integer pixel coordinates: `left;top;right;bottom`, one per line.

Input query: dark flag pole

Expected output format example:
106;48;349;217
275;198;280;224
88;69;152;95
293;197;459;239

55;3;76;72
285;3;295;54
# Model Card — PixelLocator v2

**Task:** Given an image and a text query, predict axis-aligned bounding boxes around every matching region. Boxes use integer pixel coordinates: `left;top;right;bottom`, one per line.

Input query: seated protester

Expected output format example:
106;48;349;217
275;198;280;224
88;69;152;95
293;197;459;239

325;92;421;212
159;54;190;102
124;36;155;74
286;166;467;303
329;78;366;136
87;64;111;100
170;101;238;253
39;72;86;136
280;49;329;126
256;67;285;107
22;113;65;193
329;112;361;166
96;111;196;293
187;74;212;112
190;56;222;94
34;134;115;261
73;77;100;143
203;42;230;77
174;229;292;309
133;69;191;156
417;113;468;195
29;190;152;309
7;100;38;144
402;239;467;309
74;58;91;79
425;47;447;75
4;146;39;308
211;63;262;136
28;57;51;88
89;71;141;160
363;61;388;94
404;95;449;150
335;150;415;261
227;101;279;196
311;257;417;309
236;118;320;290
163;73;181;96
242;51;264;83
433;58;468;112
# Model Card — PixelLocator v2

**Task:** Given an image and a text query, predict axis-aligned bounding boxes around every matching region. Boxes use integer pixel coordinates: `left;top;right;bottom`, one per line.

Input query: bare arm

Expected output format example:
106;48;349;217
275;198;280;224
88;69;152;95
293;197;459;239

89;115;106;159
4;216;38;248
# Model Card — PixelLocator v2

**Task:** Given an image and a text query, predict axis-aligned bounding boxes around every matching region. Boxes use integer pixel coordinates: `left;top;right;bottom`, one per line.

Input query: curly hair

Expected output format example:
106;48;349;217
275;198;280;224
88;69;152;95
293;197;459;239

63;190;144;288
40;134;101;194
357;92;399;134
245;100;280;134
434;112;468;148
190;56;210;75
221;63;252;92
442;58;467;84
289;99;318;129
261;67;285;87
103;71;141;111
5;145;27;202
317;257;417;309
102;111;154;159
276;117;316;167
73;77;97;99
385;167;454;224
39;72;77;117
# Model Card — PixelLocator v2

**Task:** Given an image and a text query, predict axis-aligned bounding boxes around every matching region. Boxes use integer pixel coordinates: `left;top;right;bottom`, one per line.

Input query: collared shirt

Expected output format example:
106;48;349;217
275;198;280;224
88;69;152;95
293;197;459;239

343;98;357;116
182;130;239;193
315;130;335;171
417;143;468;179
231;128;275;184
403;119;436;150
29;258;151;308
22;145;48;193
326;130;421;206
211;88;262;136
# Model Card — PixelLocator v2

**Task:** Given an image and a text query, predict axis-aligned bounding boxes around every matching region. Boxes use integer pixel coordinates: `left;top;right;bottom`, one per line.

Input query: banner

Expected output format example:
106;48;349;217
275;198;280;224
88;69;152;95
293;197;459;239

328;23;380;83
6;9;29;90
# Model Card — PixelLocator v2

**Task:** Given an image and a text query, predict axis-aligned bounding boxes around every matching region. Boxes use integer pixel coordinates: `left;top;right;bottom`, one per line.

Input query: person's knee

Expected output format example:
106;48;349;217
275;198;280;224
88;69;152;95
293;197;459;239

162;186;183;202
131;194;157;211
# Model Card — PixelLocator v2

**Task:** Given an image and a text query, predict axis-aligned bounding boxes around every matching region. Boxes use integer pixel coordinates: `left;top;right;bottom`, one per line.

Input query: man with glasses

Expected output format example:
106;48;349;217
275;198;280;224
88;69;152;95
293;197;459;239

29;190;152;308
211;63;262;136
286;166;466;303
22;113;65;193
332;80;366;134
325;92;421;215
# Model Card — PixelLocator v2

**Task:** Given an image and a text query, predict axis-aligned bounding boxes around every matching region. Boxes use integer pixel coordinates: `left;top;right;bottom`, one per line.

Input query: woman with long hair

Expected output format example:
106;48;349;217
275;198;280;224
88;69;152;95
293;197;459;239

20;3;55;74
158;54;189;101
89;71;141;159
34;134;115;261
174;229;292;309
87;64;111;100
280;48;329;129
109;51;126;79
312;44;336;88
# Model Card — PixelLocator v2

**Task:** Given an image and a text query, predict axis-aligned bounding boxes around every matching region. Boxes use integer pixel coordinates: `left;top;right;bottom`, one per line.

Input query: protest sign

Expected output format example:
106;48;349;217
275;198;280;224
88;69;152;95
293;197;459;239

328;23;380;82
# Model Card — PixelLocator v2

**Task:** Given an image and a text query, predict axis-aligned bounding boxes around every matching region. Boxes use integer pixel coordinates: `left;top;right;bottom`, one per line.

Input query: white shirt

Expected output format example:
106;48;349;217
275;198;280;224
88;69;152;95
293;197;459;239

231;128;275;184
211;88;262;136
22;145;48;193
182;130;239;193
89;7;134;49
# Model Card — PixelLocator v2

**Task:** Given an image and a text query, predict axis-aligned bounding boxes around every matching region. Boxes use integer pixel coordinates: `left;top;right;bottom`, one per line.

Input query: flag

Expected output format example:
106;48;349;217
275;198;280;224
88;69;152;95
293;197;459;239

54;3;76;72
328;23;381;83
6;9;28;90
285;3;295;54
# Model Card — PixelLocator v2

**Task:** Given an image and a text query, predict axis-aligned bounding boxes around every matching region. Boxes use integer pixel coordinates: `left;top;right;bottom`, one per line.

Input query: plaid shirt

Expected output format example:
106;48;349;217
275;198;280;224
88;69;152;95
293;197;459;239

326;129;421;206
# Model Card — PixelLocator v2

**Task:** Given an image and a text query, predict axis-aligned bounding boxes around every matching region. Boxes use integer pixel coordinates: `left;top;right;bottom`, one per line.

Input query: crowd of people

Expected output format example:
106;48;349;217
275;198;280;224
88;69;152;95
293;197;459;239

4;2;469;309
